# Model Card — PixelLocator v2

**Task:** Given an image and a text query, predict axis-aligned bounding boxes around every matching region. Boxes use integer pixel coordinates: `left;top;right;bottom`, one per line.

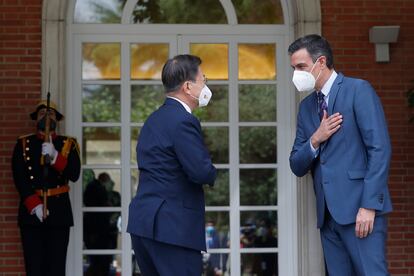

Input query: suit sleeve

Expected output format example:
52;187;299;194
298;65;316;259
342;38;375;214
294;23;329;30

52;138;81;182
173;117;217;185
354;80;391;211
12;140;42;213
289;103;318;177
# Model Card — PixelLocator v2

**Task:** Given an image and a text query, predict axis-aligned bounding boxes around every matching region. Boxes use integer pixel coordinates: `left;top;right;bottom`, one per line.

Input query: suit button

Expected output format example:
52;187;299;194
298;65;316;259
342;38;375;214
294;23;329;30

30;176;34;180
26;157;30;161
28;166;32;170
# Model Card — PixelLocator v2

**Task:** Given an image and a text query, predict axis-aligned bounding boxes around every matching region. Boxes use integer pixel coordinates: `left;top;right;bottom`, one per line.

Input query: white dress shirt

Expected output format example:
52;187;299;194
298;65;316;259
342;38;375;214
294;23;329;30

310;70;338;154
167;96;192;114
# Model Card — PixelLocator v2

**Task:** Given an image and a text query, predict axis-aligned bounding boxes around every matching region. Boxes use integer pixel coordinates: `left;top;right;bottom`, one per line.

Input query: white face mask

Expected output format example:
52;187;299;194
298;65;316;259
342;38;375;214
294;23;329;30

189;84;212;107
292;58;322;93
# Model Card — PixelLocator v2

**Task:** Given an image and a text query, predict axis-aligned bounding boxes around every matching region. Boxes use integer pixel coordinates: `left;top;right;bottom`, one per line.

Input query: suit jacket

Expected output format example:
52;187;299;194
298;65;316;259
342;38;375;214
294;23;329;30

290;73;392;228
127;98;217;251
12;133;81;226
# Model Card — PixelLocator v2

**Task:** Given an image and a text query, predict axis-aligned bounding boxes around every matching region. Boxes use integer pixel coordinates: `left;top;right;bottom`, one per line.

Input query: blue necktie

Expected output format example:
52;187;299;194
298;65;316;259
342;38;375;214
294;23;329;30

317;92;327;121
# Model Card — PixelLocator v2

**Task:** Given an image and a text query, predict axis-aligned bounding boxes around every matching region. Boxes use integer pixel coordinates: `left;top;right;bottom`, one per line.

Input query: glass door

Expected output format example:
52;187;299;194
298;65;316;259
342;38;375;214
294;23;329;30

182;36;280;276
73;33;284;275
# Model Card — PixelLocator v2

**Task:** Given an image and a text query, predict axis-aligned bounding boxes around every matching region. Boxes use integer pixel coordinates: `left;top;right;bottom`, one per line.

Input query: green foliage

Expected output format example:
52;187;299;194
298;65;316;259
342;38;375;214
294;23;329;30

83;85;121;122
131;0;226;24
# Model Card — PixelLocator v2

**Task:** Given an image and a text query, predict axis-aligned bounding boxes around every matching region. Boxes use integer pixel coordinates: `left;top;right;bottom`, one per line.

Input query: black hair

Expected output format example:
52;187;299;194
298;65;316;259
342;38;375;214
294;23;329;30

288;34;334;69
161;54;202;93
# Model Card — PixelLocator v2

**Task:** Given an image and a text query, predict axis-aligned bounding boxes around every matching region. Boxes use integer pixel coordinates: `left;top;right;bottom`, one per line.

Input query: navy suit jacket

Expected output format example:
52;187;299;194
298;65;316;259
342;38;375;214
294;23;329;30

290;73;392;228
127;98;217;251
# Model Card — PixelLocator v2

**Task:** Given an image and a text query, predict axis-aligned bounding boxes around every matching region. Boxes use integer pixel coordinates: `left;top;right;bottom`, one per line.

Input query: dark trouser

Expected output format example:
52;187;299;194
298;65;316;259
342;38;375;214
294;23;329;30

131;234;202;276
20;225;70;276
321;211;389;276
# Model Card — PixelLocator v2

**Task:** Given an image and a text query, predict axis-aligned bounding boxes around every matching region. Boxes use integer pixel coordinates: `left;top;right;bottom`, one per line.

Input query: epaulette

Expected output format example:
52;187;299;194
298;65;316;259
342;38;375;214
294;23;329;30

18;133;35;140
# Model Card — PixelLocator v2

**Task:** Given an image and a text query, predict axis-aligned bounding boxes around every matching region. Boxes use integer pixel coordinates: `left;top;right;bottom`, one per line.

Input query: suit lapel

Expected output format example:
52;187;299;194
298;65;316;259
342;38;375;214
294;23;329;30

327;73;343;116
321;73;343;152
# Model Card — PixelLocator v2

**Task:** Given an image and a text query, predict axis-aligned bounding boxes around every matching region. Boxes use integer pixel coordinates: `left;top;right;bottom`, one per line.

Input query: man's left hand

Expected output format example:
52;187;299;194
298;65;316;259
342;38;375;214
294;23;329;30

355;208;375;238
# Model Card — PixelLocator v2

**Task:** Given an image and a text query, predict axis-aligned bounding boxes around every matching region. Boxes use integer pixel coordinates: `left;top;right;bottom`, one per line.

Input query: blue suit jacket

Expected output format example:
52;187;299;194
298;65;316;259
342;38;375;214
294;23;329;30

290;73;392;228
127;98;217;251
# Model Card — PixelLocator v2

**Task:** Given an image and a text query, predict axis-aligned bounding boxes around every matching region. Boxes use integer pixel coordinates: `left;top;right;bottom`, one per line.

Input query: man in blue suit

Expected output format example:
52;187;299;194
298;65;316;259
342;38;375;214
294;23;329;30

289;35;392;275
127;55;217;275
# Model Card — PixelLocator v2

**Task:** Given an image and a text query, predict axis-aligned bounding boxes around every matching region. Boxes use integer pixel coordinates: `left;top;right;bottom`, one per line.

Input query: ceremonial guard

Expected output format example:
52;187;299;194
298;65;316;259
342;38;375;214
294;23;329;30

12;99;81;276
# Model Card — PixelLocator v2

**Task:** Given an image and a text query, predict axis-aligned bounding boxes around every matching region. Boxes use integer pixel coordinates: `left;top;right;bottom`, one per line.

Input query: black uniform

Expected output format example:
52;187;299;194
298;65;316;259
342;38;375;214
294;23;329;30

12;133;81;276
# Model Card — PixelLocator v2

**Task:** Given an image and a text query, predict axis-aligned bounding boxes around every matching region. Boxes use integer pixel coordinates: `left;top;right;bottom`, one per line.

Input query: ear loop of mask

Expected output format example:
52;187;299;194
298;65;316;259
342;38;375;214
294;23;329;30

310;57;323;82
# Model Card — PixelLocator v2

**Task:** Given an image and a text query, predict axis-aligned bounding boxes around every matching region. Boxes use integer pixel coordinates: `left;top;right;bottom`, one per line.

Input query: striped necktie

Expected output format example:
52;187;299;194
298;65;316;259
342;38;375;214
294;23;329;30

317;92;327;121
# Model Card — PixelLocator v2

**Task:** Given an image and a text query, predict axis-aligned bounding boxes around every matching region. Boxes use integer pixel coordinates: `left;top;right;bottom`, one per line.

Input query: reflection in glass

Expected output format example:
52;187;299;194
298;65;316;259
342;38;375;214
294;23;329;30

131;0;226;24
131;85;165;122
203;253;230;275
240;169;277;206
82;169;121;207
238;44;276;80
239;84;276;122
203;127;229;164
233;0;284;24
83;254;122;276
82;85;120;122
193;85;228;122
82;43;121;80
131;169;139;199
205;170;229;206
130;44;169;79
83;212;121;250
190;44;228;80
241;253;278;276
74;0;126;23
239;127;277;164
83;127;121;165
240;211;278;248
130;127;141;165
205;212;230;249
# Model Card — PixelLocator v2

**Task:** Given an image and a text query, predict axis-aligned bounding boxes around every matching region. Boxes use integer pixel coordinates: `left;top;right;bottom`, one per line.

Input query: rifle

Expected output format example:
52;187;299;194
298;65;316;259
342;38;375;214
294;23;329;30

42;70;51;220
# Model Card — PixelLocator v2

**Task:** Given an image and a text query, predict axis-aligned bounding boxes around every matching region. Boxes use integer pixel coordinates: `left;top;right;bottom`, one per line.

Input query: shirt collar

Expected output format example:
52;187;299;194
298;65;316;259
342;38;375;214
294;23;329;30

167;96;192;114
320;70;338;97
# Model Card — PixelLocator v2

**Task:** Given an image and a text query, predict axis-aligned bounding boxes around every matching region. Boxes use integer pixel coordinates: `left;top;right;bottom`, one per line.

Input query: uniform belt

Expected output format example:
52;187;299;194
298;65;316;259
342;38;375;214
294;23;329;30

35;185;70;197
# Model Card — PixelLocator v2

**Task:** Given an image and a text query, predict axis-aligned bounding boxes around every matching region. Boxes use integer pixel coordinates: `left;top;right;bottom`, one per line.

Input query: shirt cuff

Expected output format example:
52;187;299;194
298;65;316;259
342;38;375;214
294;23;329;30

309;139;319;157
24;195;42;213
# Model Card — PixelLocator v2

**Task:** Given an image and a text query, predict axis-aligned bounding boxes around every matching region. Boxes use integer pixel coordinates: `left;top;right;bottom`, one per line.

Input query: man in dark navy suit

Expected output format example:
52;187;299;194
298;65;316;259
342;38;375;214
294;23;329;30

127;54;217;275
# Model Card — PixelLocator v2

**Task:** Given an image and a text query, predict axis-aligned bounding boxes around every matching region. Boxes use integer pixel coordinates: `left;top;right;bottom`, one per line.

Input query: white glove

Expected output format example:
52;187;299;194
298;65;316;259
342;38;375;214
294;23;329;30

31;204;44;222
42;141;58;164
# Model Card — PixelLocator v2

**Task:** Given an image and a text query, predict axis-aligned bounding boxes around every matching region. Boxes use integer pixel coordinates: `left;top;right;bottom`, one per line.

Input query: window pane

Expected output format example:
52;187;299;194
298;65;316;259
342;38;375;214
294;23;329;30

190;44;228;80
83;127;121;165
203;253;230;275
238;44;276;80
131;85;165;123
239;84;276;122
206;211;230;249
83;212;121;249
130;44;169;80
83;169;121;207
240;211;278;248
205;169;229;206
203;127;229;164
130;127;141;165
241;253;278;276
239;127;277;163
131;0;227;24
131;169;139;199
74;0;126;23
82;85;120;122
83;254;122;276
233;0;284;24
240;169;277;206
82;43;121;80
193;85;228;122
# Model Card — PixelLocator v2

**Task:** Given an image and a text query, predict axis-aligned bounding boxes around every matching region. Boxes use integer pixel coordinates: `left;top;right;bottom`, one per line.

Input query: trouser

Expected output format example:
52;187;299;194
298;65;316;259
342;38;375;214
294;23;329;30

20;225;70;276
